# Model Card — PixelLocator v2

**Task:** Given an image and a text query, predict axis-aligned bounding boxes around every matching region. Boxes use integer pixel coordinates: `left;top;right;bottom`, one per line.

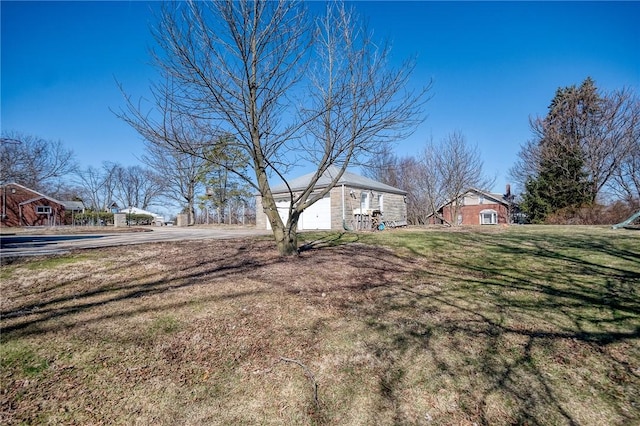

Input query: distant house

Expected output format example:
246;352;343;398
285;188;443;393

429;187;513;225
119;206;165;226
255;166;407;231
0;183;85;227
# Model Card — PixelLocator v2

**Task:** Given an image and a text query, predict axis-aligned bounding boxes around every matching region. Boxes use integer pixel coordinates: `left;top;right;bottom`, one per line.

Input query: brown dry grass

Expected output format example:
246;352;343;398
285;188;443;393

1;226;639;425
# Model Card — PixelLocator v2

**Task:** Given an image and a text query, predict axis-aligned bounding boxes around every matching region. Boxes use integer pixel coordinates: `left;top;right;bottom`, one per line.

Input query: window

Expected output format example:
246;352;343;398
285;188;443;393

361;191;370;211
480;209;497;225
479;195;484;204
36;206;52;214
377;194;384;212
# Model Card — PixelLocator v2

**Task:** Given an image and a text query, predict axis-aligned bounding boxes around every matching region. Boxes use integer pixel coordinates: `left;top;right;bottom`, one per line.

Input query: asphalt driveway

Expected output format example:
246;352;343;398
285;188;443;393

0;227;269;258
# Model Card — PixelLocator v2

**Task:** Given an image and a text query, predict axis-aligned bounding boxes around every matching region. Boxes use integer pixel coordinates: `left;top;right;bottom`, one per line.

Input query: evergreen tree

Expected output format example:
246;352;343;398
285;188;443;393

521;79;594;222
521;178;551;224
199;135;251;223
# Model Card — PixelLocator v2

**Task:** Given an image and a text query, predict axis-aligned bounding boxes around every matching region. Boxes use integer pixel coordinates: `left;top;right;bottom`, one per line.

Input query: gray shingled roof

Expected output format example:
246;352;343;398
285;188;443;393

270;166;406;195
60;201;85;211
435;188;509;212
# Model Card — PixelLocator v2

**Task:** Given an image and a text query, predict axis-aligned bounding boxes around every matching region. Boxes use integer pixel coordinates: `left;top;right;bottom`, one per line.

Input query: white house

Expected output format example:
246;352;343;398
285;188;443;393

119;207;165;226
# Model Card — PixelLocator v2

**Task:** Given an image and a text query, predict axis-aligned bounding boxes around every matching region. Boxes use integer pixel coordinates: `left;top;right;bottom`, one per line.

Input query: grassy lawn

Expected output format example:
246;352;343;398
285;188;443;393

1;225;638;425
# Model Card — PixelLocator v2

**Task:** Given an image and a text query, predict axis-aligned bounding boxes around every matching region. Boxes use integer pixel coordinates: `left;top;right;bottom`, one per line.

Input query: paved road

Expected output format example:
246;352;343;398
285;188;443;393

0;227;270;258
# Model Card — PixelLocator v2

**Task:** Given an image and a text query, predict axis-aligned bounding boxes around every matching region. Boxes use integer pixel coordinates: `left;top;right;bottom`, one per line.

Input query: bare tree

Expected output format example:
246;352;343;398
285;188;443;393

395;156;430;225
76;162;162;211
605;90;640;208
116;70;214;225
142;139;205;226
75;166;102;210
0;132;77;195
509;138;541;194
362;145;402;189
611;145;640;209
75;163;117;211
363;133;490;225
417;139;447;223
119;0;429;255
436;132;493;225
144;145;203;225
112;165;163;210
363;149;430;225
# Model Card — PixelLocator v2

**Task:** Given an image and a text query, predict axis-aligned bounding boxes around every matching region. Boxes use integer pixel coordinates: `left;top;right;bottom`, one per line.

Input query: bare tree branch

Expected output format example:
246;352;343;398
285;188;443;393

1;132;77;195
117;0;429;255
279;357;320;412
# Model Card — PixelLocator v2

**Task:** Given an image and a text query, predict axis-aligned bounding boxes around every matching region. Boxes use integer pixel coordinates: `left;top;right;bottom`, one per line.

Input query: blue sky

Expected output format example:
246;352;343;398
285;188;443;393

2;1;639;194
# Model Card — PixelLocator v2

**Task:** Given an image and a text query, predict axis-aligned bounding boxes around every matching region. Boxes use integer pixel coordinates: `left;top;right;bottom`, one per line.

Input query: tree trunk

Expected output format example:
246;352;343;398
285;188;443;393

274;225;299;256
265;207;300;256
188;206;196;226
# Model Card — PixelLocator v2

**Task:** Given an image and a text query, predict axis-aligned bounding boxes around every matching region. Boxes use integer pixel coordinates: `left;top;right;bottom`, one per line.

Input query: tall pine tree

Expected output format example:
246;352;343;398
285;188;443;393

521;79;595;222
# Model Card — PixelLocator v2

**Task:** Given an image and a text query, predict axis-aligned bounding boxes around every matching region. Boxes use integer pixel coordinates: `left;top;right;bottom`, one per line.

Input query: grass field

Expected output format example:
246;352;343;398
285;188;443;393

1;225;639;425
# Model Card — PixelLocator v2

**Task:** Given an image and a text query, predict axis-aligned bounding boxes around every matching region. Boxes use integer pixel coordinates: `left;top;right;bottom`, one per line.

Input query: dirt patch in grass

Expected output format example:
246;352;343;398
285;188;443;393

1;227;639;425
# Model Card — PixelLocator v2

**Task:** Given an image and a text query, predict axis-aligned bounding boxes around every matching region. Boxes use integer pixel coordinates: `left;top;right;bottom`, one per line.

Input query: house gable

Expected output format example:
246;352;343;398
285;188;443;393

433;188;511;225
1;183;79;227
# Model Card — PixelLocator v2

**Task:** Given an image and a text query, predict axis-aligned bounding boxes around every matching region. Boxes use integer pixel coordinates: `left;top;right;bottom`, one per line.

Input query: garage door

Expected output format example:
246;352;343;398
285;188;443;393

266;200;291;230
300;195;331;230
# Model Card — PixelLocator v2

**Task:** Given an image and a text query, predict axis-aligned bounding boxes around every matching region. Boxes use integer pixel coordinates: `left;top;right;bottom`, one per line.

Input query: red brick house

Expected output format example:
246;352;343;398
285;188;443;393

0;183;84;227
429;188;512;225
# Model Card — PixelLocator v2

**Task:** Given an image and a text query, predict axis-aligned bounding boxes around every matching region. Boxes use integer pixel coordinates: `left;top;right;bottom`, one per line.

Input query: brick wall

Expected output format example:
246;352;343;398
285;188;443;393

1;184;67;227
442;202;509;225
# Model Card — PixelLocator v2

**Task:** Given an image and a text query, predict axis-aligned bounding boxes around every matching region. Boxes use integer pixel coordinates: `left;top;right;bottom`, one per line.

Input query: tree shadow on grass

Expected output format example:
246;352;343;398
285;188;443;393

1;229;638;424
298;232;360;252
0;239;286;339
327;229;640;425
